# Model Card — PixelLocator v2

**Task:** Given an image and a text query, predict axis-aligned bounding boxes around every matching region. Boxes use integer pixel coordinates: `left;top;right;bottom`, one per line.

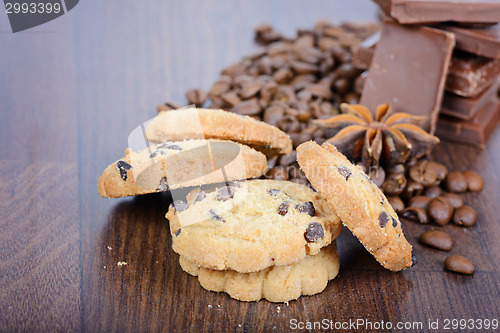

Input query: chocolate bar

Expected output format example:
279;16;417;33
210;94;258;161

372;0;500;25
439;23;500;59
354;33;500;98
446;51;500;97
360;20;455;134
436;98;500;148
442;79;500;119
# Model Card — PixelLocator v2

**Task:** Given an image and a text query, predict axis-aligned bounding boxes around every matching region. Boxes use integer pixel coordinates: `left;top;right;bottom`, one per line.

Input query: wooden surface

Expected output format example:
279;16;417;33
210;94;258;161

0;1;499;332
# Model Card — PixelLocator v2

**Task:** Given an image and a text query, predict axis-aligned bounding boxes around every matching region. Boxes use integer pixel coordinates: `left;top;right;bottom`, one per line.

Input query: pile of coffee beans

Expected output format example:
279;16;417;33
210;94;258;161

157;21;481;275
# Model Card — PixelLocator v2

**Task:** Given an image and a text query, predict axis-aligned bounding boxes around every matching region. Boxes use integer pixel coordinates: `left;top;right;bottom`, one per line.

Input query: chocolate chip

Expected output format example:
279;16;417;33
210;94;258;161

116;160;132;181
304;222;324;242
295;201;316;216
452;206;478;227
387;196;404;213
411;250;417;267
157;142;183;151
378;211;390;228
209;209;224;222
337;166;351;180
268;188;284;196
402;207;429;224
428;197;453;225
392;216;398;228
278;201;290;216
444;255;475;274
419;230;452;251
158;177;169;191
267;166;289;181
216;186;237;201
463;170;484;192
173;200;188;212
195;190;206;203
174;228;181;237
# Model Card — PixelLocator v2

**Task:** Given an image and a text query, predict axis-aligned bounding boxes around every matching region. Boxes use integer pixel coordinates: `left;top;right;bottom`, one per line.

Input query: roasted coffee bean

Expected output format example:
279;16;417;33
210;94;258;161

209;77;231;97
289;165;305;179
272;67;293;83
382;173;407;196
173;200;188;212
268;188;284;196
453;206;478;227
442;192;463;209
291;61;319;74
387;196;404;213
295;201;316;216
263;105;285;126
424;185;442;199
404;181;424;199
337;166;352;180
279;151;297;167
209;209;224;222
368;167;385;188
409;160;440;187
216;186;237;201
378;211;390;228
185;88;208;107
277;115;301;133
260;81;278;102
157;101;182;112
419;230;452;251
428;197;454;225
333;77;350;94
231;98;262;115
463;170;484;192
305;84;333;99
387;163;405;175
444;255;475;274
116;160;132;181
158;177;169;191
221;91;242;107
304;222;324;242
411;250;417;267
431;162;448;182
444;171;468;193
267;166;289;181
354;71;367;94
278;201;290;216
408;196;432;210
402;207;429;224
240;81;263;99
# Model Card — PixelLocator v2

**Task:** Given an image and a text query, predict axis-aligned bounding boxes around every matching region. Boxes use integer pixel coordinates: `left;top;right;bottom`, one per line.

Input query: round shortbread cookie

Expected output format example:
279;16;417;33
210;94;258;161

145;108;292;156
179;242;340;302
167;179;342;273
98;139;267;198
296;141;413;272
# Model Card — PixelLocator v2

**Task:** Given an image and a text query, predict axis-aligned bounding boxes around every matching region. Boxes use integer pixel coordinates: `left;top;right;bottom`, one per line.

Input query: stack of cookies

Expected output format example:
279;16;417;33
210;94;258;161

99;107;414;302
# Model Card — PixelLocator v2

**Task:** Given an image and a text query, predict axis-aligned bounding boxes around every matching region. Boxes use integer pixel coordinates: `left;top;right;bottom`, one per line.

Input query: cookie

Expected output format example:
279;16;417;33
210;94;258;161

145;108;292;156
98;139;267;198
167;179;341;273
296;141;413;271
179;242;340;302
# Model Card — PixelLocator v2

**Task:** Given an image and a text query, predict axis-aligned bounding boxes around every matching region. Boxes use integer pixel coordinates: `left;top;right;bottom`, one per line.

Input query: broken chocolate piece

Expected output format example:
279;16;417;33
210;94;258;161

158;177;169;191
267;188;283;196
295;201;316;216
116;160;132;181
157;142;183;151
304;222;324;242
379;211;390;228
173;200;188;212
337;166;352;180
278;201;290;216
439;23;500;59
174;228;181;236
216;186;237;201
209;209;224;222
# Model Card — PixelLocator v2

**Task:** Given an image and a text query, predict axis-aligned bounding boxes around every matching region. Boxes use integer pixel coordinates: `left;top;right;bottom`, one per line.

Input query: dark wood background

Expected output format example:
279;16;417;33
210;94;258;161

0;1;499;332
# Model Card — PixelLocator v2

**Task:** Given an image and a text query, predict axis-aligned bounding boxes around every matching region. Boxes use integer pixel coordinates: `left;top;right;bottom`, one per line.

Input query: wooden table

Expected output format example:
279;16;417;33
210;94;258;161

1;1;499;331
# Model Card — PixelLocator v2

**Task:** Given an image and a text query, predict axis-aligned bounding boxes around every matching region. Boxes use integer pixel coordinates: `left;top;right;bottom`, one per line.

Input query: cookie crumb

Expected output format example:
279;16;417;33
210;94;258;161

117;261;128;266
107;246;112;250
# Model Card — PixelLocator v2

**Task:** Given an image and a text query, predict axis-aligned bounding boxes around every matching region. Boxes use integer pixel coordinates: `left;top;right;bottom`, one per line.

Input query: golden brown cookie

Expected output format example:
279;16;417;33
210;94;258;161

167;179;341;273
145;108;292;156
296;141;414;271
98;139;267;198
180;242;340;302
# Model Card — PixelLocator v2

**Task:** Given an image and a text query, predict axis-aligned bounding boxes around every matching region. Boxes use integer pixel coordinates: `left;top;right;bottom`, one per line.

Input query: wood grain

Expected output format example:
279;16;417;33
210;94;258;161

0;1;499;332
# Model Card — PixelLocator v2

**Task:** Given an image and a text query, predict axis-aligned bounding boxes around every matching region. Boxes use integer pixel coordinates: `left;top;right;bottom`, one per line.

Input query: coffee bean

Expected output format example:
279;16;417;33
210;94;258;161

216;186;237;201
157;101;182;112
221;91;242;107
267;166;289;181
240;81;263;99
268;188;285;196
463;170;484;192
378;211;390;228
387;196;404;213
263;105;285;126
116;160;132;181
333;78;350;94
419;230;452;251
401;207;429;224
289;165;305;179
209;77;231;97
442;192;463;209
404;181;424;199
279;151;297;167
185;88;208;107
278;115;301;133
209;209;224;222
411;250;417;267
231;98;262;115
387;163;405;175
354;72;367;94
382;173;407;196
408;196;432;210
278;201;290;216
424;185;442;199
444;255;475;274
428;197;454;225
444;171;468;193
337;166;352;180
409;160;440;187
158;177;169;192
304;84;333;99
291;61;319;74
295;201;316;216
431;162;448;182
173;200;188;212
304;222;324;242
453;206;478;227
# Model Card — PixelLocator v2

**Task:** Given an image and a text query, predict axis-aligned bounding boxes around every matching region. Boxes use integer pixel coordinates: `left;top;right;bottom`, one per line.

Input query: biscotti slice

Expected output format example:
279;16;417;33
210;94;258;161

180;242;340;303
98;139;267;198
296;141;414;271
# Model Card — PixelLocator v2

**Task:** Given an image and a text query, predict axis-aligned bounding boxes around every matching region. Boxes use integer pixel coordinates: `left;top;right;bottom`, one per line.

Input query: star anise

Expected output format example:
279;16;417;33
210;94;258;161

314;103;440;167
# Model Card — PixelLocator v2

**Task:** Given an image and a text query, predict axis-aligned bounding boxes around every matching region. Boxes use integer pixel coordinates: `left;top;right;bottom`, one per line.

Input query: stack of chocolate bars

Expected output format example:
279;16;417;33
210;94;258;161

353;0;500;148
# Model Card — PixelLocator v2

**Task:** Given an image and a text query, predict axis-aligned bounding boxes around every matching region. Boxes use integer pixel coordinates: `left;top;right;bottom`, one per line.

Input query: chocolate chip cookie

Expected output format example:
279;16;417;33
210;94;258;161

296;141;413;271
167;179;341;273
